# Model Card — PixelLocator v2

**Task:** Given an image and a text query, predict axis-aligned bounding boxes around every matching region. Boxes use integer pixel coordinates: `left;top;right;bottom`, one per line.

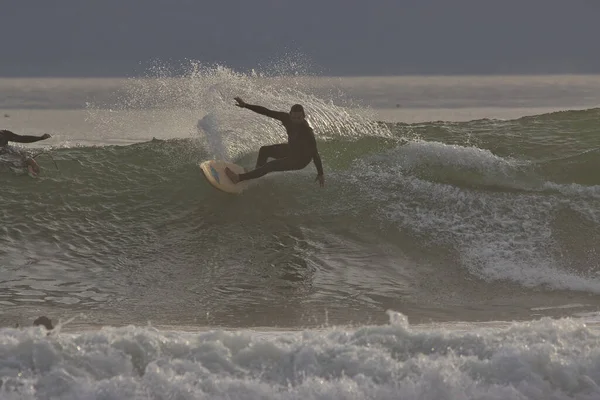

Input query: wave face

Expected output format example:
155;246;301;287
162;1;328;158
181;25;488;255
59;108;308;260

1;64;600;330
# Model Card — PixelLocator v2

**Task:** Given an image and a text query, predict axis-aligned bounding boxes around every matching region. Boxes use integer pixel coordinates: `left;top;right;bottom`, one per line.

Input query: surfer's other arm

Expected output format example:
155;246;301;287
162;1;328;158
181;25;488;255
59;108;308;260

234;97;288;122
0;130;51;145
313;152;324;187
306;129;325;187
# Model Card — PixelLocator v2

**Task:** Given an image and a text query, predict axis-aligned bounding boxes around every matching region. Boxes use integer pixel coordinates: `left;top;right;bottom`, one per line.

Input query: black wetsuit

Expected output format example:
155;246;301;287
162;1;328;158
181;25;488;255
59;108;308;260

0;130;46;148
238;104;324;181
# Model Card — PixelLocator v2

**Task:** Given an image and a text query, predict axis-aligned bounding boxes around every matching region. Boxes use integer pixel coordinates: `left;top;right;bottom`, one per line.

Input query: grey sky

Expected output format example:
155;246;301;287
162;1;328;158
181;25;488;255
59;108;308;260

2;0;599;76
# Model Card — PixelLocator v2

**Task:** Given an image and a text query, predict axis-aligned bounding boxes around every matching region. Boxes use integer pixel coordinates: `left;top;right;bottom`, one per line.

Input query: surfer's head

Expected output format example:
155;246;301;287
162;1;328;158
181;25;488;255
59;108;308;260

289;104;305;123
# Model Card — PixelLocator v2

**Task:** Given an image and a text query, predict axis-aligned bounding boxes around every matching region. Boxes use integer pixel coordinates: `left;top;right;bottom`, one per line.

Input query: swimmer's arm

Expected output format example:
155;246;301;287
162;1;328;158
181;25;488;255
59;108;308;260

1;130;50;143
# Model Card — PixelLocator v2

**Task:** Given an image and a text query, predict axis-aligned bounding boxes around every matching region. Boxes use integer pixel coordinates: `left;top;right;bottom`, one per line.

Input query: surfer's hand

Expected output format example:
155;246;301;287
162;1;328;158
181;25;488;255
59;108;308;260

234;97;246;108
41;133;51;139
315;174;324;187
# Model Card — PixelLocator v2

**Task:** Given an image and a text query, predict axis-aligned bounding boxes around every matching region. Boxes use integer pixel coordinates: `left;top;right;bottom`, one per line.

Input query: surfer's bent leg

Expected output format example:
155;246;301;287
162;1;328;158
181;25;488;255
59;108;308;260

238;156;311;181
255;143;290;168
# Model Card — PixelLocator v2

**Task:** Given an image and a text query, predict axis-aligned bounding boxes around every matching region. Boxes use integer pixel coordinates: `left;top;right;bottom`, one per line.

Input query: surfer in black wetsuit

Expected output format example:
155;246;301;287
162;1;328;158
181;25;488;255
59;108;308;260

225;97;325;187
0;130;51;174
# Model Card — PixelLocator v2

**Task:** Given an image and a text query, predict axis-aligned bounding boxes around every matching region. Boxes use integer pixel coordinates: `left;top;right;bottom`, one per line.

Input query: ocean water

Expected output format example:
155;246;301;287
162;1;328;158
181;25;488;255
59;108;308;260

1;65;600;399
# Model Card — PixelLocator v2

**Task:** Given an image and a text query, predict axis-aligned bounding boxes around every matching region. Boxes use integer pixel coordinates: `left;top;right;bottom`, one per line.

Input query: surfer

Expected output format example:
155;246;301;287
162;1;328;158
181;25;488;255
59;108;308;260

224;97;325;187
0;130;51;175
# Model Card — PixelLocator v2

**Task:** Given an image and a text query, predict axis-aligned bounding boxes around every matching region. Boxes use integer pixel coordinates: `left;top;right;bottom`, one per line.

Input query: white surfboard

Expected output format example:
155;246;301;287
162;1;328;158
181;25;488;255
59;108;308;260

199;160;251;194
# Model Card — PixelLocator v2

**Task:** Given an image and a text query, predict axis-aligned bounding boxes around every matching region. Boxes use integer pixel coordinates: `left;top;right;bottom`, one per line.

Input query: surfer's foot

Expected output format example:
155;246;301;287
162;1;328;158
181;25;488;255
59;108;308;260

225;167;239;184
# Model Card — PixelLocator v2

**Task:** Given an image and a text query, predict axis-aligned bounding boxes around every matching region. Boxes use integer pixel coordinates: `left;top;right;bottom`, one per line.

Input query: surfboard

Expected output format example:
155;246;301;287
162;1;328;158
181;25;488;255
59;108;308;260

199;160;251;194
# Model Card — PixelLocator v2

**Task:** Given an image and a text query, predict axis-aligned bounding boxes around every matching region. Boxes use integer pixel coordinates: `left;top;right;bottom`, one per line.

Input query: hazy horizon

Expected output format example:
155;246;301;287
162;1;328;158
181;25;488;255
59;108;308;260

4;71;600;79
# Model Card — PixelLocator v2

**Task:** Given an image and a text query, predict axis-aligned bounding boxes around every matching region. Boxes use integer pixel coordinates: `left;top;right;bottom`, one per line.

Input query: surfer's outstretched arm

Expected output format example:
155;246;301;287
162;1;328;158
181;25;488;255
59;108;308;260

234;97;288;122
0;130;51;144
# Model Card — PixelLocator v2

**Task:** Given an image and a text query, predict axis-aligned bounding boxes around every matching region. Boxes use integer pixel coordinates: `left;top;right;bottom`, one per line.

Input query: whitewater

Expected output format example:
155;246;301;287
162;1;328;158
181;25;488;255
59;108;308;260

1;62;600;399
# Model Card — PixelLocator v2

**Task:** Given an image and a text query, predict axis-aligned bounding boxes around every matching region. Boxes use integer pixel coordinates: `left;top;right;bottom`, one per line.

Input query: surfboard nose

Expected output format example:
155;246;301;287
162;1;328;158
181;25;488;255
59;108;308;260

199;160;250;194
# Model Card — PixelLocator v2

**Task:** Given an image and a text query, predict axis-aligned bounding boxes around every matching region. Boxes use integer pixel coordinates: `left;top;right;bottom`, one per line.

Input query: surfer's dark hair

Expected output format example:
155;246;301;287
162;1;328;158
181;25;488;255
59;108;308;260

290;104;305;114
